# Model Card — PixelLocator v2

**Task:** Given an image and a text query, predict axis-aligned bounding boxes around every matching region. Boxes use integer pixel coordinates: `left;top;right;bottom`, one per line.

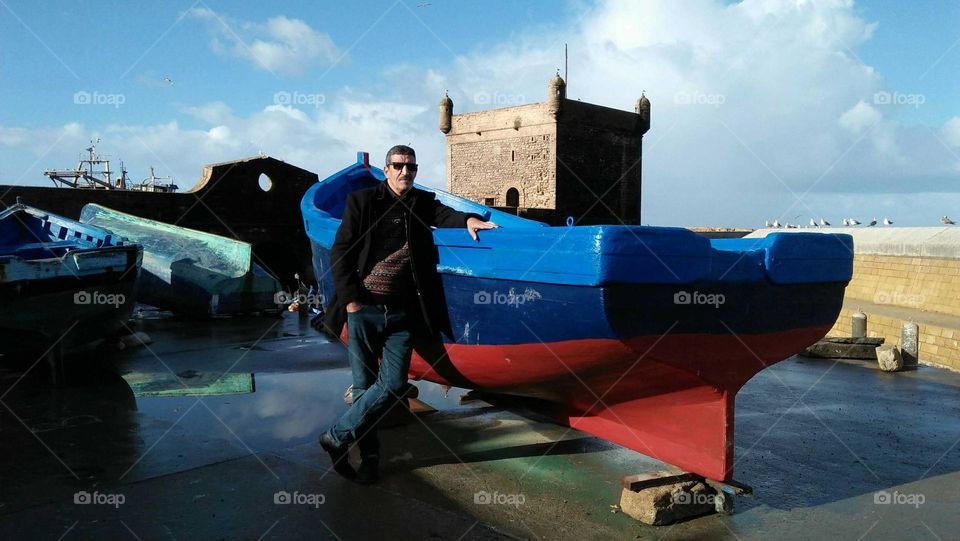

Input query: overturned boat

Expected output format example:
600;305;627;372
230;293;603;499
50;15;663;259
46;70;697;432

301;153;853;482
80;204;281;316
0;199;142;381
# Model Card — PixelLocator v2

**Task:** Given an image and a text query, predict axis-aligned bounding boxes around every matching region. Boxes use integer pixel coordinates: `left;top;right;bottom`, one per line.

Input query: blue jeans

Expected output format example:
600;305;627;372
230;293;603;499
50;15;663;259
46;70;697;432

329;304;413;456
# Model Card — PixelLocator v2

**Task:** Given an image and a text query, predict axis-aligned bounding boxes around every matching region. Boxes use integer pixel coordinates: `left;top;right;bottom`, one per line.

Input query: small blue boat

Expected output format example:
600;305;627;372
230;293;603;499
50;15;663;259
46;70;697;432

301;152;854;482
0;198;142;381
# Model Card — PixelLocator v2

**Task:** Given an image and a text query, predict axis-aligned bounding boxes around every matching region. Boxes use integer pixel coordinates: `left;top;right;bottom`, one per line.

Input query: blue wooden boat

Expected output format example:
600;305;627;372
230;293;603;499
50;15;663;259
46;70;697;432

0;198;142;381
80;204;281;316
301;152;854;482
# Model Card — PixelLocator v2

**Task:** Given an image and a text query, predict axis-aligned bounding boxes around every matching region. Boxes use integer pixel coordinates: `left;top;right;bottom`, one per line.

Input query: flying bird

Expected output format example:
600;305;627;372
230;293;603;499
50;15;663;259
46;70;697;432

820;218;831;226
942;216;955;225
868;218;877;227
163;76;174;86
883;217;893;225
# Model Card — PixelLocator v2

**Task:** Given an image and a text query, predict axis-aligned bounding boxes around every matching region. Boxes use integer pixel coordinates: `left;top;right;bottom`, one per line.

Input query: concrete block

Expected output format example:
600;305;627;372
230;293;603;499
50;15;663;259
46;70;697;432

619;472;718;525
802;337;884;359
876;344;904;372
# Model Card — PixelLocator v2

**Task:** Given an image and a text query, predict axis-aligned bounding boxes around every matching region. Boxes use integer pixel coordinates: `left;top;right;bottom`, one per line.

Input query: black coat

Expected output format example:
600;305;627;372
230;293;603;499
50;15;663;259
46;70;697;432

322;182;482;342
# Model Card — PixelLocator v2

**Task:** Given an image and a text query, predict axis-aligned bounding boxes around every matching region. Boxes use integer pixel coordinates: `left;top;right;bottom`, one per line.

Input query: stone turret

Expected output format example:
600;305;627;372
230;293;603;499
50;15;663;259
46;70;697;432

439;91;453;134
546;73;566;116
635;93;651;134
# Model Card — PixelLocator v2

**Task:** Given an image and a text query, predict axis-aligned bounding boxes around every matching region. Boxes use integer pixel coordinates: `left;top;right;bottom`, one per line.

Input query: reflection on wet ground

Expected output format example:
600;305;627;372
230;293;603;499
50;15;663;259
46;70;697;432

1;310;959;539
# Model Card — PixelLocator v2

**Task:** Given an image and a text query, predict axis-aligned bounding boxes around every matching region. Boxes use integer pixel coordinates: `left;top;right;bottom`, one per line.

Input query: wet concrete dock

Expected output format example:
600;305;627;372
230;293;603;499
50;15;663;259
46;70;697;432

1;312;958;539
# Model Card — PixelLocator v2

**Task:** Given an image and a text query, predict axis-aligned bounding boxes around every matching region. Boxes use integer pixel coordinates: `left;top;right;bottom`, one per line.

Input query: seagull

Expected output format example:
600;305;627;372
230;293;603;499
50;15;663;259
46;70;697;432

849;218;861;226
809;218;818;227
772;219;781;228
868;217;877;227
883;217;894;225
820;218;831;227
765;220;772;228
942;216;956;225
786;223;798;229
842;218;850;226
163;76;174;86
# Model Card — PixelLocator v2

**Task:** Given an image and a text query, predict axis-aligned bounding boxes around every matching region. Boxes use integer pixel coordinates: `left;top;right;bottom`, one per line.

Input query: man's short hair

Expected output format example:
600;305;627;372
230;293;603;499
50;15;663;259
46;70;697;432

385;145;416;164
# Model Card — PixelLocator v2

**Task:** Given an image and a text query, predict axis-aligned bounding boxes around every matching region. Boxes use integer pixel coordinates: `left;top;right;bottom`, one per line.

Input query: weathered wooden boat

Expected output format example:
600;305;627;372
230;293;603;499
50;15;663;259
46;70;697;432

80;204;281;316
0;198;142;381
301;153;854;482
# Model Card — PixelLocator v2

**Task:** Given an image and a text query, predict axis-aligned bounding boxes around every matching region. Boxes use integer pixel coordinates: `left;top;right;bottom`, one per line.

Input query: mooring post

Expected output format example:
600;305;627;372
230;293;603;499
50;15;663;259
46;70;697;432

852;310;867;338
901;321;919;370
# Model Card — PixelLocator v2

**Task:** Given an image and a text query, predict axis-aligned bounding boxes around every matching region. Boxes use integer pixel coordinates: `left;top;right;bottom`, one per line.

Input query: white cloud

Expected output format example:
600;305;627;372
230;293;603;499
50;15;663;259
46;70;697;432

839;101;882;133
188;8;342;75
183;101;233;124
943;117;960;148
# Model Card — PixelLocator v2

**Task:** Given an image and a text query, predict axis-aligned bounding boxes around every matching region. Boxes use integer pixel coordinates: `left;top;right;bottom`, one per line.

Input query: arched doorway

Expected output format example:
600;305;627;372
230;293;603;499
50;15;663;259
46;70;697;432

505;187;520;207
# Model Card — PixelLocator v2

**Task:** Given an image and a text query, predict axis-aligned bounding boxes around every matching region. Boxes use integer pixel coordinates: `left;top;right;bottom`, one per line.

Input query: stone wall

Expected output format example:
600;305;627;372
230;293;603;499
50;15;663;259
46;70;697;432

448;135;555;209
446;103;556;209
843;254;960;317
556;100;643;225
747;227;960;370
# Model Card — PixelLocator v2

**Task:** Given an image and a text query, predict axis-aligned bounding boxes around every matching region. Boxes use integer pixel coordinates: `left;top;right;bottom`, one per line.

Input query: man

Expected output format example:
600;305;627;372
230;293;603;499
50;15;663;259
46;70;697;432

319;145;497;483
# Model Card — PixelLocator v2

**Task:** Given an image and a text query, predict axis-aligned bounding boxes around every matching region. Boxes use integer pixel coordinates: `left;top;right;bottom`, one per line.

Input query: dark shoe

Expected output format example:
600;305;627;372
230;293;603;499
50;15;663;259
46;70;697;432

319;431;355;479
355;455;379;485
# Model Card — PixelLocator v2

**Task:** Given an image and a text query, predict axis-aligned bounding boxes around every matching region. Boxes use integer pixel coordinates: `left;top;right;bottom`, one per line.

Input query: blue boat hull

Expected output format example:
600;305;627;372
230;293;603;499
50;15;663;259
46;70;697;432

0;201;142;359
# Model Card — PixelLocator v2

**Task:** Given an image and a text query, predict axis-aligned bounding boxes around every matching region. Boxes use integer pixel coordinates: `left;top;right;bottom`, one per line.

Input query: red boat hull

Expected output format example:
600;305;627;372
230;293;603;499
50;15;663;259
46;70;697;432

406;325;829;481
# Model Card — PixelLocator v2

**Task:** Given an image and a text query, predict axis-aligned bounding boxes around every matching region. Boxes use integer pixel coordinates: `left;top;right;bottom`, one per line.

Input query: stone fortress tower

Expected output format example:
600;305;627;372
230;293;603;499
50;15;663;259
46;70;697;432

439;75;650;225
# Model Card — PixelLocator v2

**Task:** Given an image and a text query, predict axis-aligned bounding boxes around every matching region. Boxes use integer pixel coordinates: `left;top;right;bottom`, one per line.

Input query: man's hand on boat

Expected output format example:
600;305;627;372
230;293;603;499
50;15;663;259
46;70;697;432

467;216;499;241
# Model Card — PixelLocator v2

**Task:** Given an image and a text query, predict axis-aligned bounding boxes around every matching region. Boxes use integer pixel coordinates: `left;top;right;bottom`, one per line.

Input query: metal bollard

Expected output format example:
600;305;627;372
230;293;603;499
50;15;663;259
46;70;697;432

901;321;919;370
852;310;867;338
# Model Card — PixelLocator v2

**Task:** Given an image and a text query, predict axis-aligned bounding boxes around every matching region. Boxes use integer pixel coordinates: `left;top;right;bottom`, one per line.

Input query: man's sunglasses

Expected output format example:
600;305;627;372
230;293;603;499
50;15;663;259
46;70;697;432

387;162;418;172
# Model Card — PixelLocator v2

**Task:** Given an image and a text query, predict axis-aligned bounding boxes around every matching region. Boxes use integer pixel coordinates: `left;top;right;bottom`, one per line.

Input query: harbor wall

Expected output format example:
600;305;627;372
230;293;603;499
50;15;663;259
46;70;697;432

748;227;960;370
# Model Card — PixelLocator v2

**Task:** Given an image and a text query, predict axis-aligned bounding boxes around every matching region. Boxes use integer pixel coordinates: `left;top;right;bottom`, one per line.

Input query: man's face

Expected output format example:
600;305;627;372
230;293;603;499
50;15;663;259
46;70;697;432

385;153;417;195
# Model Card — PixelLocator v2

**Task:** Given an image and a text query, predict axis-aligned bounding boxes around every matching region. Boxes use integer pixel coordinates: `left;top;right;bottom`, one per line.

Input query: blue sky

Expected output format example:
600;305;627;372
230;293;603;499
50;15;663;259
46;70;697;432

2;0;959;227
0;1;574;127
